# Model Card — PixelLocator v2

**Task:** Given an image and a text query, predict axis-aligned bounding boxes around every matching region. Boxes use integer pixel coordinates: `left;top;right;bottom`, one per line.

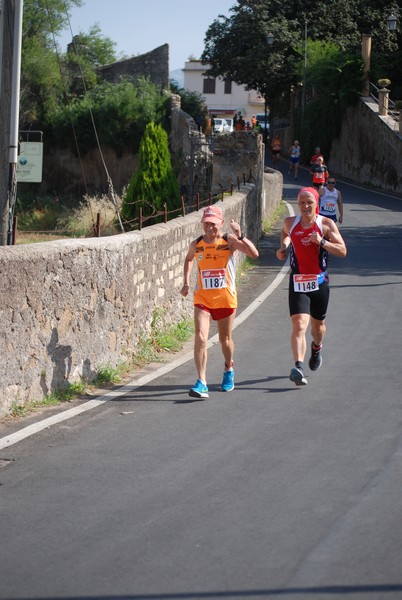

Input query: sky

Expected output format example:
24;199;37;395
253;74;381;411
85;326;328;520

58;0;236;72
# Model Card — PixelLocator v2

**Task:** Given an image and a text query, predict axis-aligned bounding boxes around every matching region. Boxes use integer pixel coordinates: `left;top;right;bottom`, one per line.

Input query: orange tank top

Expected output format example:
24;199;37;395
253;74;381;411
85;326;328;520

193;234;237;309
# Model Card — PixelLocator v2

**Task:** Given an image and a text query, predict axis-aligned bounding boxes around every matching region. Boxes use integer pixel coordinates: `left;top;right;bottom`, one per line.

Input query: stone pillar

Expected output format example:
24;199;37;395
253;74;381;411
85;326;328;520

361;34;372;97
378;89;389;116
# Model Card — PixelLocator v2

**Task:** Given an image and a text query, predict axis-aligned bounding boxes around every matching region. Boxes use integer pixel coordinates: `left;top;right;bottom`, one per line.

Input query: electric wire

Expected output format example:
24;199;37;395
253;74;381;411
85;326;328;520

46;0;124;232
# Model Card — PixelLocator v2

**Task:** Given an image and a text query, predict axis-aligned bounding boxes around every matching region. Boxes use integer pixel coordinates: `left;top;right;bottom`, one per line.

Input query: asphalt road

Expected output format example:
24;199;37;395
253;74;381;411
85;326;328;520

1;161;402;600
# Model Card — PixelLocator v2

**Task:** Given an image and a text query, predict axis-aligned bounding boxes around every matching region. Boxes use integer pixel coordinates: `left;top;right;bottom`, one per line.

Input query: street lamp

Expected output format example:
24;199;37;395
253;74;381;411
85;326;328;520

291;20;308;127
387;13;397;31
263;32;274;143
362;12;398;97
301;20;307;127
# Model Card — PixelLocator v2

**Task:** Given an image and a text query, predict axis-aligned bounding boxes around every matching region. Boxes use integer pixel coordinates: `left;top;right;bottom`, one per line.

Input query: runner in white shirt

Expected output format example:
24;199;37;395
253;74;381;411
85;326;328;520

318;178;343;223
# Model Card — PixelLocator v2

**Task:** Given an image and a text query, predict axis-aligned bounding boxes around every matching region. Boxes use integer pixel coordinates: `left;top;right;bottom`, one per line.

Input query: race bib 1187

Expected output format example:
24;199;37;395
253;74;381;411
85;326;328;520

201;269;227;289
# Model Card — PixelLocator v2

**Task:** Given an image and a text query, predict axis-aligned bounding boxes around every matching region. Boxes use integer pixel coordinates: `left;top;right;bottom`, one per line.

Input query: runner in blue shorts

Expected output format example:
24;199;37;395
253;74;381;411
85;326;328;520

288;140;301;180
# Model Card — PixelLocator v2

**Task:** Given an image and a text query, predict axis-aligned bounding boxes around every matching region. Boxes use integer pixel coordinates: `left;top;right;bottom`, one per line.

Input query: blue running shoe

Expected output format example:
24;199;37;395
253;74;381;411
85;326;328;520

189;379;209;398
221;369;235;392
289;367;307;386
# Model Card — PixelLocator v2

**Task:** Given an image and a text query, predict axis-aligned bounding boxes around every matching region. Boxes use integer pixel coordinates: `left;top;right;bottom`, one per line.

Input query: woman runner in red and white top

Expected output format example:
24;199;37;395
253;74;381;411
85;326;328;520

276;187;347;386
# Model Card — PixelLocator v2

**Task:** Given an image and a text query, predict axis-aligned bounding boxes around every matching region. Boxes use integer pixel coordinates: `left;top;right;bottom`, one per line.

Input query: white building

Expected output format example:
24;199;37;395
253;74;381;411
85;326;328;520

183;60;265;126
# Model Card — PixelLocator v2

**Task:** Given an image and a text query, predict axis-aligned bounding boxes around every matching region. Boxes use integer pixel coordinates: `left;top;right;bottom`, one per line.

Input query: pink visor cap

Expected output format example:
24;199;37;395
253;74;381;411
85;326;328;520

201;205;224;224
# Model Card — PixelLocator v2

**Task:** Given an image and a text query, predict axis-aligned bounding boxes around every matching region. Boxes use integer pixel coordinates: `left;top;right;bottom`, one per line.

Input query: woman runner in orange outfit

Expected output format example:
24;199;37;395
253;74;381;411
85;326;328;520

180;204;259;398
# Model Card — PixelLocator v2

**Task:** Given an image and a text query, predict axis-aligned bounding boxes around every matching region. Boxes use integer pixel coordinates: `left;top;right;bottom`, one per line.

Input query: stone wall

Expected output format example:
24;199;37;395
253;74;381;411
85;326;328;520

211;131;264;195
98;44;169;91
263;168;283;223
0;185;268;417
33;147;137;197
169;94;209;195
329;100;402;194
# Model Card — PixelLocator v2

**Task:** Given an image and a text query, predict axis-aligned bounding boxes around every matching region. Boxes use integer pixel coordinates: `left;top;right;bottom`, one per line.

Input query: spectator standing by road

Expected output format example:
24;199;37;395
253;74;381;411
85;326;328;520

180;205;259;398
276;187;347;386
319;178;343;223
310;155;329;189
271;134;282;169
288;140;301;180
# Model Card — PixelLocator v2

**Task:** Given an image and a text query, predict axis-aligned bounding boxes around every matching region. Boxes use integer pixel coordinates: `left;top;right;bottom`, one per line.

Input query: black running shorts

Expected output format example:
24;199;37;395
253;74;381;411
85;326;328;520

288;275;330;321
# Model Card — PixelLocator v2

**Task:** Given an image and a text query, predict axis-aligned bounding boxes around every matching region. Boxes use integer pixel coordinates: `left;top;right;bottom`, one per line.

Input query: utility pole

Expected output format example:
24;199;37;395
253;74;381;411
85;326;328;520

0;0;22;246
0;0;12;245
301;20;307;128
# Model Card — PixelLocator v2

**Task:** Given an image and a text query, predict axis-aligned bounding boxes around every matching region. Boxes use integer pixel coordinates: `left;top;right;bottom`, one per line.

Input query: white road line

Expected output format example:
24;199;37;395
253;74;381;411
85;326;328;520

0;204;294;450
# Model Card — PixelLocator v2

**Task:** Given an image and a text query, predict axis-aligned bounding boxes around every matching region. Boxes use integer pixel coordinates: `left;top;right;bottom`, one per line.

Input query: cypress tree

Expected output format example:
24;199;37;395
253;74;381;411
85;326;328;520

121;122;180;227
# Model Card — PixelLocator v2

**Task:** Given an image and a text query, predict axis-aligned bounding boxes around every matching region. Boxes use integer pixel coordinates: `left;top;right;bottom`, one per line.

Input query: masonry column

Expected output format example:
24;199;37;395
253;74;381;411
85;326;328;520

361;34;371;97
378;88;389;116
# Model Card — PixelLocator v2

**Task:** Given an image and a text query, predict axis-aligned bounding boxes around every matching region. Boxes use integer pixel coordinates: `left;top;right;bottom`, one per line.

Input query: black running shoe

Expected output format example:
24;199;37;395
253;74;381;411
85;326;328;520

309;342;323;371
289;367;308;386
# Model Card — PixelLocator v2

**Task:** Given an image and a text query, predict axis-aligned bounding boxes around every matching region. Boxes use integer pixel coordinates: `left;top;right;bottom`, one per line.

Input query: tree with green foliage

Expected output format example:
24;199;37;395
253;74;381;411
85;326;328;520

1;0;83;244
170;81;209;129
64;25;117;99
296;40;365;161
21;4;118;129
49;77;168;156
18;0;120;131
202;0;400;159
202;4;300;116
20;0;83;128
121;122;180;227
202;0;401;115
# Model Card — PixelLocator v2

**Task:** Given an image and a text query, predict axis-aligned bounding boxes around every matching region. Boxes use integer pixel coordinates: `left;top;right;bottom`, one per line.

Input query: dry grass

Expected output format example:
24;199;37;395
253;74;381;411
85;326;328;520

16;194;122;244
59;194;122;237
16;232;72;245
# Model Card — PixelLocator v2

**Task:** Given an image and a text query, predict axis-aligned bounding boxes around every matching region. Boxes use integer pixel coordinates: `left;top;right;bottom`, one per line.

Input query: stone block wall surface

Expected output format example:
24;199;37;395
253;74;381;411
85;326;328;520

36;147;137;196
263;168;283;222
212;131;264;195
98;44;169;91
0;184;271;416
323;101;402;194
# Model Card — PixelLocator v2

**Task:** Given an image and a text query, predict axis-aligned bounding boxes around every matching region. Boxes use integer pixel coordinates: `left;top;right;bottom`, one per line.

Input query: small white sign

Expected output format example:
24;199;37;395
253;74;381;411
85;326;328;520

16;141;43;182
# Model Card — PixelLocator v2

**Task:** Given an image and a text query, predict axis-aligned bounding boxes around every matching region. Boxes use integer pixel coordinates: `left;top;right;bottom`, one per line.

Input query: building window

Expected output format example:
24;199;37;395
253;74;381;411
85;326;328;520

224;79;232;94
203;78;216;94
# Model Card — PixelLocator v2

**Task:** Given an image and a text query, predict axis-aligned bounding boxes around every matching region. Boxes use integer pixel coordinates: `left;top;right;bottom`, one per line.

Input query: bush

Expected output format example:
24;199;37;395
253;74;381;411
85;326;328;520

48;78;169;156
121;122;180;227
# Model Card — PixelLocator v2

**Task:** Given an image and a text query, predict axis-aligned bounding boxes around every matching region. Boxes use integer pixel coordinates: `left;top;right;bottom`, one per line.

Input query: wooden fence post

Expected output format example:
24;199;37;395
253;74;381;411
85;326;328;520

12;216;17;245
95;212;101;237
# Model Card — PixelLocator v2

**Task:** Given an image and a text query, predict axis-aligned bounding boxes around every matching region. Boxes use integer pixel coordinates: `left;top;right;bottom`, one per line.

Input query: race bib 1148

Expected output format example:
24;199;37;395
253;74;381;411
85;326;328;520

293;274;319;292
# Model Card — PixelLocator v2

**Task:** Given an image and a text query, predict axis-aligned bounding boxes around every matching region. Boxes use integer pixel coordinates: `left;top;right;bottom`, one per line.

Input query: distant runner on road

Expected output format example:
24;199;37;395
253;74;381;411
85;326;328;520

180;205;259;399
276;187;347;386
319;178;344;223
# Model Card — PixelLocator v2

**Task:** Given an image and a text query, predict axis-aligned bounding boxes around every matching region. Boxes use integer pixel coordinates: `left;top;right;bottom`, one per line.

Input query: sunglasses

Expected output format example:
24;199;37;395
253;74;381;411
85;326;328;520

327;181;335;184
